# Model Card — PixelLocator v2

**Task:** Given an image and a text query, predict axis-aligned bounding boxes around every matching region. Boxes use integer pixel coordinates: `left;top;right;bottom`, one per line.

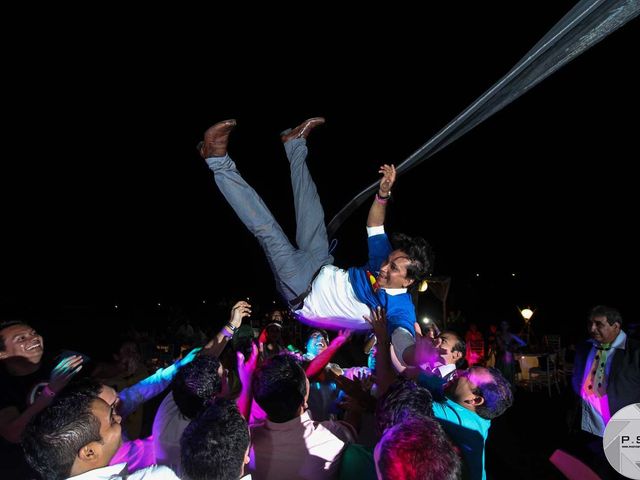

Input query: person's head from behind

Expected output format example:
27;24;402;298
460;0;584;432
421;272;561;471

0;320;44;365
181;398;250;480
588;305;623;344
172;355;224;419
114;339;142;374
22;392;122;480
374;417;461;480
376;377;434;436
435;331;465;368
305;329;329;358
376;233;434;290
252;354;308;423
65;377;122;415
445;366;513;419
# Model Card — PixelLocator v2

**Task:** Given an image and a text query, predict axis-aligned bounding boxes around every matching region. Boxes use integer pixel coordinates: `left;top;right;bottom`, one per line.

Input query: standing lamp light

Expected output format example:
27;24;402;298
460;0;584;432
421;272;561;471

519;307;535;345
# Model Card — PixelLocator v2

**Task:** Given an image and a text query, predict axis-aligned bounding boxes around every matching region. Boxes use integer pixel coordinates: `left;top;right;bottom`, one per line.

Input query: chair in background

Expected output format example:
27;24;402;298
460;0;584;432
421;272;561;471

543;334;561;353
529;352;561;396
556;347;574;387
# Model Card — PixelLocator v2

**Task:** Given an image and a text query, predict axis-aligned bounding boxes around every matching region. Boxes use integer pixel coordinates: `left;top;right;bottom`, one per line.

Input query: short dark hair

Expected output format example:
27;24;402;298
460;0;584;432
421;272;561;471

0;320;30;352
377;417;462;480
376;377;434;435
472;367;513;420
442;330;466;368
22;392;102;480
252;354;306;423
181;398;250;480
391;233;434;286
589;305;623;327
172;355;222;419
64;377;104;398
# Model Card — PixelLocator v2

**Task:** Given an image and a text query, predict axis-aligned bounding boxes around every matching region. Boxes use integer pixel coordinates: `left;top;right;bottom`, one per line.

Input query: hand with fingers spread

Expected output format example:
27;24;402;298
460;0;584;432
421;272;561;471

49;355;84;394
364;306;389;345
336;329;353;347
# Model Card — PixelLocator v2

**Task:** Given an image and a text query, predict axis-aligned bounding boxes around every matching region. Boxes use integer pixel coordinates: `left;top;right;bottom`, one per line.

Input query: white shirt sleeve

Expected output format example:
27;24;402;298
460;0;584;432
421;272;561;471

366;225;385;237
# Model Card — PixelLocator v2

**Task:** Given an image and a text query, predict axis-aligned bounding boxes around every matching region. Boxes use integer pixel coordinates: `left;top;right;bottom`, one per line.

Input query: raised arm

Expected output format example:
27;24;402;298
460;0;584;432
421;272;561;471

367;164;396;227
0;355;83;443
305;330;352;379
202;300;252;357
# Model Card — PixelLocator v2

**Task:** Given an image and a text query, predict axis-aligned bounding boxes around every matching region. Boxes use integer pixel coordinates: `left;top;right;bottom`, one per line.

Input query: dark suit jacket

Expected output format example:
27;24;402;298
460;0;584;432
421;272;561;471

572;334;640;417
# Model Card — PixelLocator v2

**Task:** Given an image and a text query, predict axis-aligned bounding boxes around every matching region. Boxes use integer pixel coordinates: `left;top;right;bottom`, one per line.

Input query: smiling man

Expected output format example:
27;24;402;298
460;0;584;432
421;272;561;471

200;118;433;366
0;320;84;477
568;305;640;478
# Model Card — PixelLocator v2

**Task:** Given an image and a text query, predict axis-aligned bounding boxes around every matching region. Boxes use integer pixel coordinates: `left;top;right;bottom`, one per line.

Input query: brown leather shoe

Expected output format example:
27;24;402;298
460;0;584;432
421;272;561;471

197;119;237;158
280;117;325;143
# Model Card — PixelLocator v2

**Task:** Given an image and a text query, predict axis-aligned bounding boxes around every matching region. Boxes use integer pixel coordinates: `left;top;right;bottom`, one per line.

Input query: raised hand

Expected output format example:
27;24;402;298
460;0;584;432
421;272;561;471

378;164;396;196
49;355;84;394
176;347;202;368
364;306;389;345
237;341;259;387
229;300;252;328
337;329;353;344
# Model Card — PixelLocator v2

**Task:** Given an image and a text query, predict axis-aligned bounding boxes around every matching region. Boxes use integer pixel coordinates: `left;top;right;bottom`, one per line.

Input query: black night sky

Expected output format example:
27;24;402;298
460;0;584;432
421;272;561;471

2;3;638;338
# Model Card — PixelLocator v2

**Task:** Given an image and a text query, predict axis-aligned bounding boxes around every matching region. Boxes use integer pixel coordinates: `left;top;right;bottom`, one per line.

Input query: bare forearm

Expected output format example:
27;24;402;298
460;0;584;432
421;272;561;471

202;330;230;357
375;340;397;397
367;197;387;227
236;386;253;420
305;339;346;378
0;396;53;443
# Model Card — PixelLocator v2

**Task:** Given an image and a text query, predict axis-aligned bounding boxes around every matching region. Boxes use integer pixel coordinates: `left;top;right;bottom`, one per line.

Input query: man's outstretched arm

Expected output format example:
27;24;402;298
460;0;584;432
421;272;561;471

367;164;396;227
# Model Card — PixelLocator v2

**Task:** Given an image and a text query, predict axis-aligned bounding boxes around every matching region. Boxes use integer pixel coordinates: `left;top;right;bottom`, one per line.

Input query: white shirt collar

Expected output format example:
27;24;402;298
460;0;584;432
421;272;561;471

66;463;128;479
588;330;627;350
437;363;457;377
382;287;407;295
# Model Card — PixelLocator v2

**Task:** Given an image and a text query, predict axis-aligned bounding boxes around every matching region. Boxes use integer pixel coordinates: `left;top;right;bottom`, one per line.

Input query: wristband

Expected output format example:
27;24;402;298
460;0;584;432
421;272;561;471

222;324;235;338
375;193;389;205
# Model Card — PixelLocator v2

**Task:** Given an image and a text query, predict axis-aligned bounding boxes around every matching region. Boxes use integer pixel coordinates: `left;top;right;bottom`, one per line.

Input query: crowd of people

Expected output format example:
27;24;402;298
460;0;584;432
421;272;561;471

1;118;638;479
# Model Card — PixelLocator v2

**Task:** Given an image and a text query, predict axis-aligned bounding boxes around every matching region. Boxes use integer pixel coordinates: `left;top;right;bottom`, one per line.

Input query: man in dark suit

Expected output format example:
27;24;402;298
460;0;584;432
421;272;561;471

570;305;640;478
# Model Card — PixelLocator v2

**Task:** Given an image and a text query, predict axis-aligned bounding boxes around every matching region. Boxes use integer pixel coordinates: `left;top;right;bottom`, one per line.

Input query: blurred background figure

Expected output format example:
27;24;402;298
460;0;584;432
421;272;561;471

495;321;526;384
465;323;485;366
